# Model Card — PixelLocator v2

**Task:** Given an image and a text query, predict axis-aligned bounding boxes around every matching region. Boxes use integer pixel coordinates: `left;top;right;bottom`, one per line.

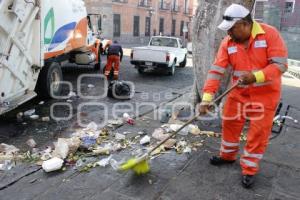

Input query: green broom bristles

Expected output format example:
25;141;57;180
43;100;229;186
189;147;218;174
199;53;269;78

132;160;150;175
119;157;150;175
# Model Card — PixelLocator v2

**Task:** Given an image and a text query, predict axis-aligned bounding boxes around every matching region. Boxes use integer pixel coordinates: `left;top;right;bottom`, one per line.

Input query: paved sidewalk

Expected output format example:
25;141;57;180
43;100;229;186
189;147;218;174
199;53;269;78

0;75;299;200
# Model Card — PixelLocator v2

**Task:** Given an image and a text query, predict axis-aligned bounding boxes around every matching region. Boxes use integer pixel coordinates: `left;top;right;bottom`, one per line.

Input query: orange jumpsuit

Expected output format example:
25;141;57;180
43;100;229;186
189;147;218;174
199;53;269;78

202;21;288;175
105;43;123;80
105;55;120;80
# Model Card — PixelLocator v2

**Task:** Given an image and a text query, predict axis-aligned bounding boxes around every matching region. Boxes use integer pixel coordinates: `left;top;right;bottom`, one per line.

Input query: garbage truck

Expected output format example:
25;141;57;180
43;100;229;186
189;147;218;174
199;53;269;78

0;0;102;115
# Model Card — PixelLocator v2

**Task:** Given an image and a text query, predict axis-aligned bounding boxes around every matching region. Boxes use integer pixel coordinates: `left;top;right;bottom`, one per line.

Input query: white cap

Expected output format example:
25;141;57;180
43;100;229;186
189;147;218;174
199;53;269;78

218;4;250;31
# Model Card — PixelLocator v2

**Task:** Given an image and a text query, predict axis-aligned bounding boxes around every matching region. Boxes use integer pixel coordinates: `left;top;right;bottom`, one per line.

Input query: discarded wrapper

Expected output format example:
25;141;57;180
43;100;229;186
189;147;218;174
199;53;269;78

0;143;20;156
96;155;112;167
163;139;177;149
30;115;39;120
123;113;135;125
152;128;169;141
52;139;70;159
169;124;189;136
92;146;111;155
26;139;37;148
84;122;98;131
115;133;126;141
68;91;77;98
41;117;50;122
24;109;35;116
140;135;151;145
0;160;14;171
188;125;201;135
80;136;97;149
42;157;64;172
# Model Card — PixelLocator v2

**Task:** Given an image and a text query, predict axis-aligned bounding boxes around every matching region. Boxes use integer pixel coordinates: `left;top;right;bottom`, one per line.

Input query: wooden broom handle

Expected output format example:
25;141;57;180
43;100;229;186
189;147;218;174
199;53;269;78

148;81;241;155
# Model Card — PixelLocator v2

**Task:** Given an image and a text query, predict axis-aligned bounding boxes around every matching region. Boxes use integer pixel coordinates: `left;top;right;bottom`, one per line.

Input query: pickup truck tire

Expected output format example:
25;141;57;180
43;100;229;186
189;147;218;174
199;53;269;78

138;67;145;74
167;62;176;76
179;55;187;68
36;62;63;99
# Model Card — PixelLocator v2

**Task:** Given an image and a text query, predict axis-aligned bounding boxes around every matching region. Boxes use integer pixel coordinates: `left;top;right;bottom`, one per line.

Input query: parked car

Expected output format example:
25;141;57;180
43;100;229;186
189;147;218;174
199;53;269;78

130;36;188;76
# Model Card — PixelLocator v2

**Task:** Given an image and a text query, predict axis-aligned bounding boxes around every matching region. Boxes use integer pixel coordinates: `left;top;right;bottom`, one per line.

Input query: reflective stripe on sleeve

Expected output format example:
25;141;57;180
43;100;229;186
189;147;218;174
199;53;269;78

274;63;287;73
207;73;222;80
269;57;288;73
211;65;226;74
233;70;248;77
269;57;288;65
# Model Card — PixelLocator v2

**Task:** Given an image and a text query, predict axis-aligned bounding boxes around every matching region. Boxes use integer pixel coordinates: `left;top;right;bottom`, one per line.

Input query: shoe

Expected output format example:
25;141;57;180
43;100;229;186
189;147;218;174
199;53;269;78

242;175;255;189
209;156;235;166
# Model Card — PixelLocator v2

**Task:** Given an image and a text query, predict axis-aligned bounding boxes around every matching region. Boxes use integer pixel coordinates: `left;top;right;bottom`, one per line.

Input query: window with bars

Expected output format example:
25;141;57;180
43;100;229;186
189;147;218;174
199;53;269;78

159;18;164;35
180;21;184;36
145;17;151;36
171;19;176;36
184;0;189;13
98;16;102;31
172;0;179;12
159;0;164;9
113;14;121;37
285;1;295;13
133;16;140;36
138;0;150;7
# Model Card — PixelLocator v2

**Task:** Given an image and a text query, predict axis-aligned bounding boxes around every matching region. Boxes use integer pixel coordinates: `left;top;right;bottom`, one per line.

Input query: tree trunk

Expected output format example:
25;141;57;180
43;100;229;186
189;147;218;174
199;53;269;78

192;0;255;106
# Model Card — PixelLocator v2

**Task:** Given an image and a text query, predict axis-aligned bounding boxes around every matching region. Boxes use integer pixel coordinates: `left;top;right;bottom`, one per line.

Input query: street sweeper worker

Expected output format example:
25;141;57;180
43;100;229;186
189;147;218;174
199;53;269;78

105;40;123;80
199;4;288;188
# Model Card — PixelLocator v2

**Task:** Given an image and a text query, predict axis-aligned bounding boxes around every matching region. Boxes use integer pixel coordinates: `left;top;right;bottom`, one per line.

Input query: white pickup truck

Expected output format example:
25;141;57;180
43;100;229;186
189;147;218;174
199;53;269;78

130;36;188;75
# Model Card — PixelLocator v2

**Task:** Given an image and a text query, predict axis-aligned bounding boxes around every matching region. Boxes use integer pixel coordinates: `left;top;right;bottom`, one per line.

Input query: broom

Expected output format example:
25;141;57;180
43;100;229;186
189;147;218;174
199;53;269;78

118;81;241;175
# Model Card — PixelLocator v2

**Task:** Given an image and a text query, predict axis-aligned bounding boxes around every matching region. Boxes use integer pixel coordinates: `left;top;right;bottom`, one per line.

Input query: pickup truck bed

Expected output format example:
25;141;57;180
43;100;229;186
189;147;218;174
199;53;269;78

130;46;170;68
130;36;187;76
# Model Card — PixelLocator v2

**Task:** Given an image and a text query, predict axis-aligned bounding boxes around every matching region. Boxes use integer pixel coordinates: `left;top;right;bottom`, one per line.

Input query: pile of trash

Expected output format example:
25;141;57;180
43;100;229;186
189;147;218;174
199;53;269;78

0;111;225;173
16;107;50;123
40;118;135;173
0;143;20;170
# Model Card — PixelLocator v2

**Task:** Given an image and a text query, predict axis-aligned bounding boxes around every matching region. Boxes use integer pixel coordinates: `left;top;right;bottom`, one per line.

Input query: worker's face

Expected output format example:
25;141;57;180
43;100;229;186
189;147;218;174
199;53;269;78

227;21;251;43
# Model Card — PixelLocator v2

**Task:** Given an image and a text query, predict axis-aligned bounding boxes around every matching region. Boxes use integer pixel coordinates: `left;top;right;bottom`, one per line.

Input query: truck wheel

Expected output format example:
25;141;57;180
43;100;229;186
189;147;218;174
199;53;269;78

35;62;63;99
167;62;176;76
94;61;101;71
179;55;187;68
138;67;145;74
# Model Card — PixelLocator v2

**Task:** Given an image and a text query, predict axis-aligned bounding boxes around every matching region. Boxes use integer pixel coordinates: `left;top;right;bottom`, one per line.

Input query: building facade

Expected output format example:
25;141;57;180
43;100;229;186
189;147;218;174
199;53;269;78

85;0;197;44
254;0;300;30
254;0;300;59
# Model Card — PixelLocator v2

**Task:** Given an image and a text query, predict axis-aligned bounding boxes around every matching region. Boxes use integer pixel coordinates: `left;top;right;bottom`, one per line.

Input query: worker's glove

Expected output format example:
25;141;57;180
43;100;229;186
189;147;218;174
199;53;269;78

198;101;212;115
240;72;256;85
